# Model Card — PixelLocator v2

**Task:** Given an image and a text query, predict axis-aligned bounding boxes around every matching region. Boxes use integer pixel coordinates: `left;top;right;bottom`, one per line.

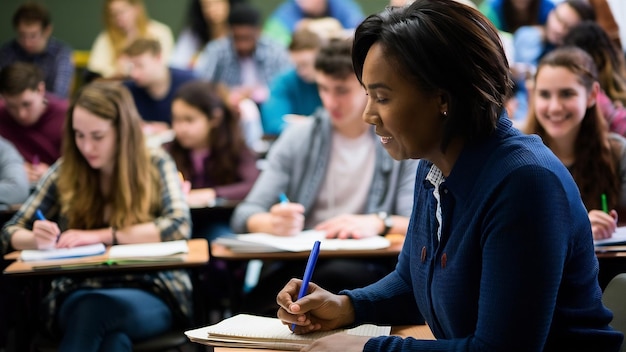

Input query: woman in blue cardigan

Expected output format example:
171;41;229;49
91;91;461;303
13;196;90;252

275;1;623;351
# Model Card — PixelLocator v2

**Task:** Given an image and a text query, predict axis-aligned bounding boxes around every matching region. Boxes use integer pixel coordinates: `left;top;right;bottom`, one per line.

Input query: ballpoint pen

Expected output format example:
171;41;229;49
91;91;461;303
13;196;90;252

279;192;289;204
602;193;609;214
292;240;321;331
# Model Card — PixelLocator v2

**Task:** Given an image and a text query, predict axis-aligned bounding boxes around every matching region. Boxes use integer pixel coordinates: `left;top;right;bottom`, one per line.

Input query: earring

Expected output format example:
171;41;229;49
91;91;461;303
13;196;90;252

441;111;448;119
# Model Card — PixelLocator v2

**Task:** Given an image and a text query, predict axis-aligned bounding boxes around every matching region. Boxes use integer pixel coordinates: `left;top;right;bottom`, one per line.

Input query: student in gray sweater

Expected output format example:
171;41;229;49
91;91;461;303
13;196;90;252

0;136;29;206
231;38;418;315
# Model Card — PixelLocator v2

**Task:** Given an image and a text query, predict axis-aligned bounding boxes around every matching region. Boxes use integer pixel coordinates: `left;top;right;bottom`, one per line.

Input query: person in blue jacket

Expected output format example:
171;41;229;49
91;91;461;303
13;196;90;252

275;1;624;351
263;0;364;47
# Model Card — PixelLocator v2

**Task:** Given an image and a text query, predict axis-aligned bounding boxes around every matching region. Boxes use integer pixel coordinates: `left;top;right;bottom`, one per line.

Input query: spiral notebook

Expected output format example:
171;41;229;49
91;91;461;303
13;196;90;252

185;314;390;350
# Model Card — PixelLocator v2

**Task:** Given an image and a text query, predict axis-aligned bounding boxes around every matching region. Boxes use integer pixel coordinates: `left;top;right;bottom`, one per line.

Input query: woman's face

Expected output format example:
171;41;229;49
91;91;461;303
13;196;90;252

171;99;213;150
545;3;582;45
200;0;229;24
361;42;444;160
533;65;595;142
109;0;139;33
72;106;118;174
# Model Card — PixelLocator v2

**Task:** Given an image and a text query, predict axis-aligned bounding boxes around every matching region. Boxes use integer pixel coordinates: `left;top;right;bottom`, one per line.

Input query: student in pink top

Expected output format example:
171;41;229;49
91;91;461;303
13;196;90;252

0;62;67;184
168;80;259;240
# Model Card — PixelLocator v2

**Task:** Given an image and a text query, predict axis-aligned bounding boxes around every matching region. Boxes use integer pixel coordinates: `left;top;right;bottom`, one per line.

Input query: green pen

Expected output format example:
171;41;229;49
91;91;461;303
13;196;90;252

601;193;609;213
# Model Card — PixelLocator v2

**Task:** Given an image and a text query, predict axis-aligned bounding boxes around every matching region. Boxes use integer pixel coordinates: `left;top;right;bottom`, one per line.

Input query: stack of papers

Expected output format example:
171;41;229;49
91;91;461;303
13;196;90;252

214;230;391;252
185;314;390;351
20;243;106;261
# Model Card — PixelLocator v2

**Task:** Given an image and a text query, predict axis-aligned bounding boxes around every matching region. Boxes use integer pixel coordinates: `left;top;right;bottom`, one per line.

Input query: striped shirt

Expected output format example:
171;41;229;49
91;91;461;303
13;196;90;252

0;38;74;98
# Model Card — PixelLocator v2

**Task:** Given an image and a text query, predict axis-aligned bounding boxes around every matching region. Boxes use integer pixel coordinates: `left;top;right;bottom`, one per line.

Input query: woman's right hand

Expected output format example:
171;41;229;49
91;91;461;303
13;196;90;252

589;209;618;240
269;202;305;236
276;279;355;334
32;219;61;250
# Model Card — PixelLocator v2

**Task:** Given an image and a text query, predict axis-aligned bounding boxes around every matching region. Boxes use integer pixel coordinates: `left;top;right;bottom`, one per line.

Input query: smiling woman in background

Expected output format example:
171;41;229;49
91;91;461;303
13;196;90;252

525;46;626;241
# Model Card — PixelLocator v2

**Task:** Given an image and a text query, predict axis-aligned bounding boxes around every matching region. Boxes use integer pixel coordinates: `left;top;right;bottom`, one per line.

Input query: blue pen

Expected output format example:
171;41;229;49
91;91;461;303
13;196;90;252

291;240;321;331
279;192;289;204
35;209;46;221
35;208;60;243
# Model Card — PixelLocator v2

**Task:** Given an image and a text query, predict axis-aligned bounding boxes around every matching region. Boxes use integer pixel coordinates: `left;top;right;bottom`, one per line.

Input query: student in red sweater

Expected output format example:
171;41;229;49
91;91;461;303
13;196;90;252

0;62;67;184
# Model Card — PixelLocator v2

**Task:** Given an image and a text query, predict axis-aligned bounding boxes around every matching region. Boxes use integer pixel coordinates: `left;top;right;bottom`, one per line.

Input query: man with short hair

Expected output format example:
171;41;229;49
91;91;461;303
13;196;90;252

123;38;196;132
260;28;324;136
0;2;74;98
0;62;67;184
231;38;418;316
194;2;292;106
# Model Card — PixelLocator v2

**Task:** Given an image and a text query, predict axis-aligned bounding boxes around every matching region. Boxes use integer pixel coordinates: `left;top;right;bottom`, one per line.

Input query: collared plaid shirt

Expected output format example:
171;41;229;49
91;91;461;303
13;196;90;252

1;147;193;333
194;35;292;89
0;37;74;98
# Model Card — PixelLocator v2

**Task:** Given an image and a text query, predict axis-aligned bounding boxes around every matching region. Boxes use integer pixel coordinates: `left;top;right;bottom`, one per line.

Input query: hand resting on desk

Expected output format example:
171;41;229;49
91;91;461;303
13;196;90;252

315;214;382;239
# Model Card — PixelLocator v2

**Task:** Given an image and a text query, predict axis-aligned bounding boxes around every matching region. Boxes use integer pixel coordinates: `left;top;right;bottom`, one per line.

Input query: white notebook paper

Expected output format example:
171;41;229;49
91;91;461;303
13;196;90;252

214;230;391;252
185;314;390;351
594;226;626;246
20;243;106;262
108;240;189;258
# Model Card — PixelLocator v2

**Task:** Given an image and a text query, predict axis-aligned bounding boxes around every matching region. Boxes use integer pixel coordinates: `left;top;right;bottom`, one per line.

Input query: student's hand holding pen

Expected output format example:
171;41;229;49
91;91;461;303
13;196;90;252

24;161;49;184
33;215;61;250
268;201;305;236
589;209;618;240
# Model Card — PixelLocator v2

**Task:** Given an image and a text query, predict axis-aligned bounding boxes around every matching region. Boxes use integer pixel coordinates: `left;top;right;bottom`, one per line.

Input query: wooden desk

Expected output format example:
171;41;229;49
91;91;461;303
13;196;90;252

3;238;209;276
596;245;626;258
3;239;210;350
211;324;435;352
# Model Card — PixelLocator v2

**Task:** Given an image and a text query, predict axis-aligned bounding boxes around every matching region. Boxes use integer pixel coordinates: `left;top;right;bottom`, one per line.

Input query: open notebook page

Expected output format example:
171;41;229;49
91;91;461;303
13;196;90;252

185;314;390;350
594;226;626;246
215;230;391;252
20;243;106;261
108;240;188;258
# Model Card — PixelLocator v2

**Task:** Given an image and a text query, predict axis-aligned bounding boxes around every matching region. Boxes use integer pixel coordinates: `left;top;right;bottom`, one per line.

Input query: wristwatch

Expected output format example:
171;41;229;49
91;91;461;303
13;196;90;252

377;211;393;236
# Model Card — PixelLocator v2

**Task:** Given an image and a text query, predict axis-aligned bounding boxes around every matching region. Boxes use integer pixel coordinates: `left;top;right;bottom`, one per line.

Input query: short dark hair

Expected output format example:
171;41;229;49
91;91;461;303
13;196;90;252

353;0;512;151
12;2;51;29
123;38;162;57
0;62;44;96
314;38;353;79
228;3;261;27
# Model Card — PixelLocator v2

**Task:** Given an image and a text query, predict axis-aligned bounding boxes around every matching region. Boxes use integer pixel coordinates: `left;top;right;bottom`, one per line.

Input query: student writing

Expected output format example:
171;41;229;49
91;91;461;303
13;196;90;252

0;81;192;352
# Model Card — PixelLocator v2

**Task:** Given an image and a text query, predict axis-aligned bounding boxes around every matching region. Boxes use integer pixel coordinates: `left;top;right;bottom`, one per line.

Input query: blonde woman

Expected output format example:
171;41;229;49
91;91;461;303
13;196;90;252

87;0;174;79
1;81;191;351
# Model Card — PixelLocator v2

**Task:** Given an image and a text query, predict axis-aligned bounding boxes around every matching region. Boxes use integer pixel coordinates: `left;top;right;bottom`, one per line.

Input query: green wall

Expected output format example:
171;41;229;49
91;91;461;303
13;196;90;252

0;0;393;51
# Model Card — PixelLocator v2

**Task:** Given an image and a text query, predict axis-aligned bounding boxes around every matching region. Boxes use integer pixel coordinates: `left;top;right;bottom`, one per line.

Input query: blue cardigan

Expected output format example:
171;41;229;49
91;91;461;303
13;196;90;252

344;117;623;351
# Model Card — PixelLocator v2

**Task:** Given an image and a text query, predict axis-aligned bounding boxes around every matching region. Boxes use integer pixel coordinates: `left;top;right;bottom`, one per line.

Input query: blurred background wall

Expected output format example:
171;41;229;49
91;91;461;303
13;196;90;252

0;0;408;50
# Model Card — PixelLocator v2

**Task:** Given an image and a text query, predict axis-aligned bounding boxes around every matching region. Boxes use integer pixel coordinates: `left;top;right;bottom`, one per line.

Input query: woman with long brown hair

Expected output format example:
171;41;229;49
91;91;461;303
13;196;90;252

525;46;626;240
169;80;259;239
1;81;192;351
